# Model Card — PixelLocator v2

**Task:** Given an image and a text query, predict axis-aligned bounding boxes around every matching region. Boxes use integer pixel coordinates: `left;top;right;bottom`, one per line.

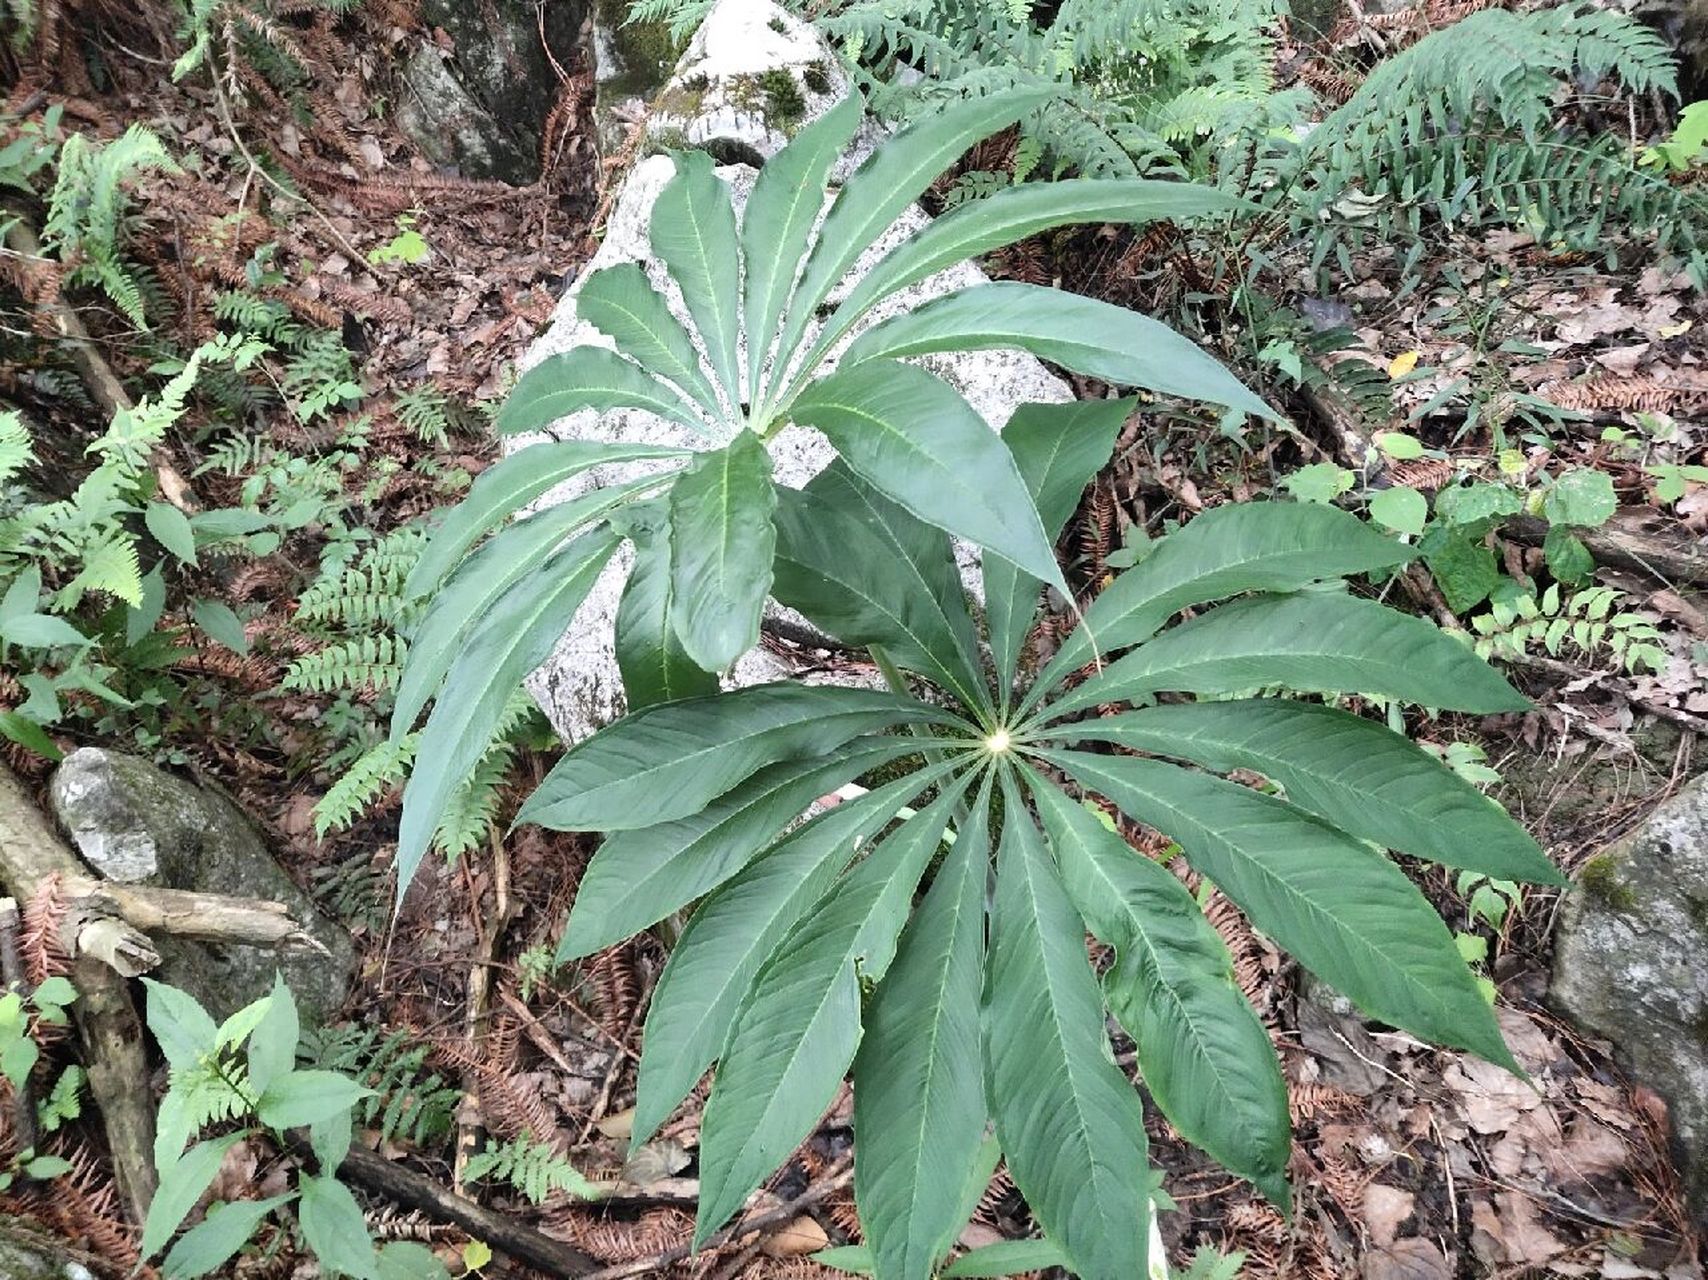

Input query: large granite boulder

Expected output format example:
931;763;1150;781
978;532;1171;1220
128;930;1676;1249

1550;774;1708;1225
512;0;1074;743
49;749;356;1022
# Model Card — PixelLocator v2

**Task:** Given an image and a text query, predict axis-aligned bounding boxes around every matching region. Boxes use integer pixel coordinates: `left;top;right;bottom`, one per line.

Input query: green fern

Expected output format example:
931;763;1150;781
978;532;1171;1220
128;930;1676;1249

0;411;32;489
314;734;418;838
464;1133;594;1205
300;1025;460;1146
1472;582;1667;674
42;126;178;328
282;634;409;694
296;563;410;628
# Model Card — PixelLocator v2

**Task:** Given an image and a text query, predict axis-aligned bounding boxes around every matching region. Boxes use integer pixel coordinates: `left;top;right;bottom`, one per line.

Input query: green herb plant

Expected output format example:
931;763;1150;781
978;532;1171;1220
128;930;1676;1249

140;976;451;1280
396;91;1562;1279
0;975;80;1190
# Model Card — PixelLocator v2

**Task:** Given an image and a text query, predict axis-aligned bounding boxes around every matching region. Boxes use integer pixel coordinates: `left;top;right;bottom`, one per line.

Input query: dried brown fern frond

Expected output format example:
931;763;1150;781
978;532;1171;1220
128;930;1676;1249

559;1206;694;1262
972;1164;1021;1227
1542;374;1708;414
20;875;71;989
583;944;642;1042
1287;1081;1360;1124
427;1033;560;1147
316;278;412;327
1386;457;1456;491
171;647;279;691
1079;480;1116;579
1310;1147;1368;1216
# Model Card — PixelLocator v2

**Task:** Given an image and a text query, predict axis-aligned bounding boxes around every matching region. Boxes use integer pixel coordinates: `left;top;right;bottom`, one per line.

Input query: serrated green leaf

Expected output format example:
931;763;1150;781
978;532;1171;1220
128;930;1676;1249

772;462;987;716
518;683;941;832
632;763;963;1147
1049;591;1529;720
1053;701;1560;884
146;502;199;565
985;400;1129;699
941;1239;1070;1277
143;979;218;1070
2;612;92;649
652;150;743;406
744;95;862;398
1369;486;1427;536
1027;769;1289;1207
578;262;724;417
1541;469;1616;528
397;530;620;898
495;346;707;436
667;431;777;671
985;776;1150;1280
247;974;298;1098
403;441;685;600
694;777;972;1245
792;360;1064;591
1543;525;1596;585
0;711;61;761
192;600;249;655
842;283;1272;420
1022;501;1412;716
557;737;941;961
855;778;992;1280
1044;751;1516;1070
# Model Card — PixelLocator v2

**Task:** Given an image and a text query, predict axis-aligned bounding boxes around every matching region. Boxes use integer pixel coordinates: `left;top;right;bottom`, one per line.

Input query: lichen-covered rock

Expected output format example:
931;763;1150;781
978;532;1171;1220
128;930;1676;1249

1550;774;1708;1224
49;749;355;1022
591;0;684;153
0;1221;94;1280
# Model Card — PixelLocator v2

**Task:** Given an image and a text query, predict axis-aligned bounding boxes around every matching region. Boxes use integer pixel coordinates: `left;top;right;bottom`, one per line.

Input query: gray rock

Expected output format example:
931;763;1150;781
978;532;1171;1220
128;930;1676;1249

49;749;355;1023
394;0;587;182
510;0;1072;743
0;1221;94;1280
1550;774;1708;1225
591;0;684;154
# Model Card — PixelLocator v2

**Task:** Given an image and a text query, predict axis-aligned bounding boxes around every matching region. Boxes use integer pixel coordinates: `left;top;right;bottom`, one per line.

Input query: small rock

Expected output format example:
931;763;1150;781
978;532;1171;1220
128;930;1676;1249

1550;774;1708;1226
50;749;355;1022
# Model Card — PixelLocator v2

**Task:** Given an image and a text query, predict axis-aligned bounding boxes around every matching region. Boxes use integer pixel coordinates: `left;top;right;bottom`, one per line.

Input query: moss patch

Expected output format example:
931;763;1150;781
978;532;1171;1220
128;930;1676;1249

731;68;807;131
1578;853;1638;911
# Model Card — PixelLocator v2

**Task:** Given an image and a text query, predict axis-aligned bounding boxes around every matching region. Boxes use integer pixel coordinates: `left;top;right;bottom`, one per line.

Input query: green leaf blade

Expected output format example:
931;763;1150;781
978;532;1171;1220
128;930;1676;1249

1027;769;1290;1206
577;262;724;417
791;361;1064;591
842;283;1273;420
694;778;971;1245
1056;701;1561;884
615;505;719;710
1047;751;1515;1070
651;151;743;407
855;779;992;1280
667;431;777;672
985;776;1150;1280
518;683;942;833
496;346;708;437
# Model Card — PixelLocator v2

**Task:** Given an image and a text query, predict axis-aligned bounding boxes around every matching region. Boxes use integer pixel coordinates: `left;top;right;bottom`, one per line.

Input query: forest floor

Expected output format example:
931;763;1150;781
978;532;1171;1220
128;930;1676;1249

3;1;1708;1277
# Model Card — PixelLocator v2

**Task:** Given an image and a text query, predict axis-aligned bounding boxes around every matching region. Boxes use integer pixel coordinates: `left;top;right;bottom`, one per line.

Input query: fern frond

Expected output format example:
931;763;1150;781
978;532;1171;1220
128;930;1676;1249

314;733;418;838
281;634;408;694
464;1133;595;1205
62;533;142;608
300;1025;460;1146
0;412;32;489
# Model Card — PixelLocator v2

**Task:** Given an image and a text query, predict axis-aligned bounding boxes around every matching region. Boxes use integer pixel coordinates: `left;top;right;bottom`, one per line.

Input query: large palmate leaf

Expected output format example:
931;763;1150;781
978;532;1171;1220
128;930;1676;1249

556;736;954;961
403;439;686;600
792;361;1064;590
1049;590;1531;719
1020;500;1413;715
773;463;988;717
842;283;1272;419
1044;750;1516;1069
632;764;966;1147
578;263;725;419
517;683;945;832
652;150;743;407
767;88;1052;404
986;776;1151;1280
1027;769;1289;1206
854;779;993;1280
743;96;862;397
396;530;620;897
394;477;662;738
667;431;777;672
1058;701;1561;884
695;778;972;1244
496;346;708;437
985;400;1130;700
805;179;1249;382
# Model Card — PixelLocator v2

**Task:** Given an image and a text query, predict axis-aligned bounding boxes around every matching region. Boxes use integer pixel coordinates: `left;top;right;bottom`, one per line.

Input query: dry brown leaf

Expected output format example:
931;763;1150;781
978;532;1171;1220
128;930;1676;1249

1361;1183;1415;1247
762;1216;830;1258
1445;1056;1542;1134
1362;1237;1451;1280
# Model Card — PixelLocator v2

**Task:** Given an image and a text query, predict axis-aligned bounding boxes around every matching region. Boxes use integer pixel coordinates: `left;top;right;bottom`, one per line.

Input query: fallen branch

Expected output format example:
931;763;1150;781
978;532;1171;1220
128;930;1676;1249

331;1143;602;1278
0;764;156;1224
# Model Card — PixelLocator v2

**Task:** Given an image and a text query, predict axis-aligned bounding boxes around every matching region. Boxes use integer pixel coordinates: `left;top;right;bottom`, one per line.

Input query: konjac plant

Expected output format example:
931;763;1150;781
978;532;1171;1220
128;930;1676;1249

393;89;1561;1280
